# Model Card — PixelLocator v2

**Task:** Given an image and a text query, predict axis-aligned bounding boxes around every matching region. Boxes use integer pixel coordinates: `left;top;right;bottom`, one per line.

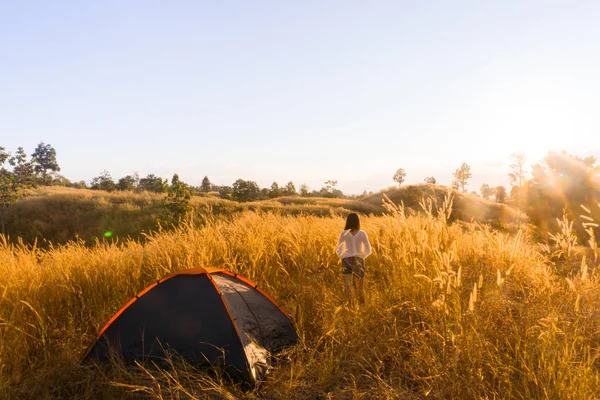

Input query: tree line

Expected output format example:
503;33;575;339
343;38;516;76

0;143;60;235
3;143;598;241
516;152;599;240
393;152;600;240
0;144;351;198
0;143;355;232
83;172;349;202
393;162;508;203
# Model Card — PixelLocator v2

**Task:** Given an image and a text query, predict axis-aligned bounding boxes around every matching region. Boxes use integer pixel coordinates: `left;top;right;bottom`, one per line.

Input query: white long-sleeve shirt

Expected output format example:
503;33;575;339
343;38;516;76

336;230;372;259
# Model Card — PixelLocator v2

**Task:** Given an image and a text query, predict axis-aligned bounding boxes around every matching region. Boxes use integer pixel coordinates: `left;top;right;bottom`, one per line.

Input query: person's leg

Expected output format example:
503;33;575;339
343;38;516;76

355;277;365;303
353;257;365;303
341;258;354;299
343;274;353;298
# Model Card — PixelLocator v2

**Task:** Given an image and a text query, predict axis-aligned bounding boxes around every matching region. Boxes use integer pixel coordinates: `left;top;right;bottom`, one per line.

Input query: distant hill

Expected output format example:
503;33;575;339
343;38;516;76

361;184;520;227
4;186;166;245
3;185;520;245
3;187;380;245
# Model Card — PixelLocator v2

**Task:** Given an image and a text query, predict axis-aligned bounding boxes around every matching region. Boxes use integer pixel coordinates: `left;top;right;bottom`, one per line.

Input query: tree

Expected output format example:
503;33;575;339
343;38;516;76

213;185;232;199
31;142;60;185
332;188;345;198
117;175;137;191
453;163;472;193
283;181;297;196
49;173;70;186
509;153;527;188
164;173;192;220
525;151;600;240
0;146;34;236
393;168;406;187
9;147;35;187
0;148;8;166
321;180;342;198
201;176;212;193
495;186;507;203
424;176;436;184
91;170;116;192
0;148;18;236
259;188;271;199
531;162;550;187
545;151;595;194
510;184;526;204
299;184;309;197
67;180;88;189
480;183;493;200
0;169;19;237
232;179;260;202
138;174;167;193
269;182;280;198
509;153;527;211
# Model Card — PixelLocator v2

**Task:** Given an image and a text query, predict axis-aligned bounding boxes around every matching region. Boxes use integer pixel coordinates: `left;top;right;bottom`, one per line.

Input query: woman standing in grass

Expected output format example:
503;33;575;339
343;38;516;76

336;213;372;302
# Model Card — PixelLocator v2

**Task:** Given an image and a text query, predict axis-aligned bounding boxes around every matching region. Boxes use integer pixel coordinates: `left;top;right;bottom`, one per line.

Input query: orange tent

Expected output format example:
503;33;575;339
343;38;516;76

82;267;298;383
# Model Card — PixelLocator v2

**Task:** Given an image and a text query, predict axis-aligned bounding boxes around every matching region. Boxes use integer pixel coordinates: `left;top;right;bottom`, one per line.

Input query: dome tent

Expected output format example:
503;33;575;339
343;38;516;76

82;267;298;383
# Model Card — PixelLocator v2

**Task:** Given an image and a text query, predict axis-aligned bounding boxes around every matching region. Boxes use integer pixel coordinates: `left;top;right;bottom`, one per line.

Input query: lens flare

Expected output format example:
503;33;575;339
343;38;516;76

103;231;113;238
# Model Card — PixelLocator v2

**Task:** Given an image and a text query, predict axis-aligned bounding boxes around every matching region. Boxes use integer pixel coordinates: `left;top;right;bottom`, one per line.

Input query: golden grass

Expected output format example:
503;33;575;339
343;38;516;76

1;191;599;399
6;186;516;247
5;186;167;244
363;184;520;228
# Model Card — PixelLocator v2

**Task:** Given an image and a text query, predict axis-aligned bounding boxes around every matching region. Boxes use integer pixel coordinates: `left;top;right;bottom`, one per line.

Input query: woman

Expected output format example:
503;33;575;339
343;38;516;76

336;213;372;302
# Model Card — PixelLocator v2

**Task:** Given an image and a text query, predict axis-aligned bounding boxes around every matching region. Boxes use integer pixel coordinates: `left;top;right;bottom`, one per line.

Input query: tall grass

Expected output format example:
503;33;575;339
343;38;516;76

6;185;515;247
0;191;599;399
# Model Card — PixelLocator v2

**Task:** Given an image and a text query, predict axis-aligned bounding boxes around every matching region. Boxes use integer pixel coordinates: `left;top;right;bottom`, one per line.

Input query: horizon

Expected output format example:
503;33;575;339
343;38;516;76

5;139;598;195
2;1;599;194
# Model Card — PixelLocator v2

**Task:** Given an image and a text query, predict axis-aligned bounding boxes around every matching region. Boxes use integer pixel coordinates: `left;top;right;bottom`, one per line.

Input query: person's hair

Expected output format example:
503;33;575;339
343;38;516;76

344;213;360;230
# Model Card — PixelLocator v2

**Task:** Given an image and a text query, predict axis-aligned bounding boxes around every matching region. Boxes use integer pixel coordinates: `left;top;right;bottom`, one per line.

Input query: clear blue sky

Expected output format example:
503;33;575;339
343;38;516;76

1;1;599;194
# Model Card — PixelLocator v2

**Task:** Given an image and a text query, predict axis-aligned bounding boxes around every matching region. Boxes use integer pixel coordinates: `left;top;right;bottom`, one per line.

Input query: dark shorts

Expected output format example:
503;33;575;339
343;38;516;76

341;256;365;278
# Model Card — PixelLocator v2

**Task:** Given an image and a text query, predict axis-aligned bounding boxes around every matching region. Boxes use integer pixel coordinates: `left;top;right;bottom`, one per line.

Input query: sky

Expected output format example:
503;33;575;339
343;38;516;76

1;1;599;194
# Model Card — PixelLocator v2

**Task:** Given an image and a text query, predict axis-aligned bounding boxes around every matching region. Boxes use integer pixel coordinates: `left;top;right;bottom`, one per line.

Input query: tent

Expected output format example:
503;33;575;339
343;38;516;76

82;267;298;383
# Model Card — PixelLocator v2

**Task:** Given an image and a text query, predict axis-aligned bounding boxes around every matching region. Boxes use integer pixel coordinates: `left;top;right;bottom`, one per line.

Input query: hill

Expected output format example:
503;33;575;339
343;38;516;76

3;185;519;246
362;184;520;227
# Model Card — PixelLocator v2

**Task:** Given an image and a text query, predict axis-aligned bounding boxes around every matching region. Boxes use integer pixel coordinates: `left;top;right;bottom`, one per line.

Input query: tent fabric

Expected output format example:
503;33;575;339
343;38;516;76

82;267;297;383
212;273;298;378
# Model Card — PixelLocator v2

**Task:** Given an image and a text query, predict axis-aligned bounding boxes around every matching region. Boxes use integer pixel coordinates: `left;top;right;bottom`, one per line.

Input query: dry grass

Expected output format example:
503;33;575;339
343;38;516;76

5;186;167;244
1;191;599;399
363;184;520;228
6;186;515;247
5;187;380;245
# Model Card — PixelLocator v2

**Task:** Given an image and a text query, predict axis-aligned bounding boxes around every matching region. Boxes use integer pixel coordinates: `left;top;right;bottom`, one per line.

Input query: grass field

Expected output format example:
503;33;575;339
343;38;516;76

4;185;518;246
1;191;599;399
